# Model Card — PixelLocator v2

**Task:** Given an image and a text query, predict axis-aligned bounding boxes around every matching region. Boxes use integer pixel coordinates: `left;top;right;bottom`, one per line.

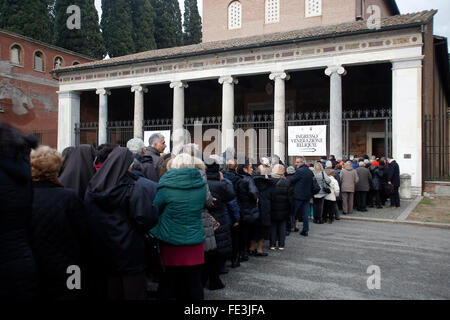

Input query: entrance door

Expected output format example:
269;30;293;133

372;138;385;158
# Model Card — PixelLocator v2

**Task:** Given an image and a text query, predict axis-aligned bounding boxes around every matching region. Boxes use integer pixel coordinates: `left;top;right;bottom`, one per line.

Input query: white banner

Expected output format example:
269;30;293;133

288;125;327;156
144;130;171;153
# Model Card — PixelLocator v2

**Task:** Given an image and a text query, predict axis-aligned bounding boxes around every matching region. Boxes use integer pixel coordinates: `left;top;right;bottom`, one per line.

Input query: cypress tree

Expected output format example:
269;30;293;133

130;0;156;53
54;0;106;59
183;0;202;45
150;0;183;49
0;0;53;44
102;0;135;57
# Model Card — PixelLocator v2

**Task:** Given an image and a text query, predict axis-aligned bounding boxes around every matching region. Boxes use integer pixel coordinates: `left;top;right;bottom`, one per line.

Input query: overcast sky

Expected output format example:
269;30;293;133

94;0;450;48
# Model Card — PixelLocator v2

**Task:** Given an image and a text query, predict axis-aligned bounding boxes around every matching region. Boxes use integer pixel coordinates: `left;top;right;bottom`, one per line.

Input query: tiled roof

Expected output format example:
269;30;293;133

54;10;436;74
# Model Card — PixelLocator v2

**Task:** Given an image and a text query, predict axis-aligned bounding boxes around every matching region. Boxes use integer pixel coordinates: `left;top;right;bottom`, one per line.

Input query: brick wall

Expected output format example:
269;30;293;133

0;31;93;147
203;0;395;43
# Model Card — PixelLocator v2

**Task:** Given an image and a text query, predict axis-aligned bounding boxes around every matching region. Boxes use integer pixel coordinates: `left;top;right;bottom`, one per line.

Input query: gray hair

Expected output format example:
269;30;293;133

126;138;145;155
286;166;296;174
359;161;365;167
325;160;333;168
296;156;306;163
148;133;164;147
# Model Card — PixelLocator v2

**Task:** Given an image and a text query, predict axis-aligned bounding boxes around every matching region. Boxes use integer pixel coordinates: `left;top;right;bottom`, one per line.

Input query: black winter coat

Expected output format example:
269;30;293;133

232;172;260;224
270;178;293;221
369;165;384;191
135;154;159;182
289;164;314;201
206;172;235;257
0;155;38;299
387;161;401;187
30;181;88;298
253;175;273;227
84;172;159;277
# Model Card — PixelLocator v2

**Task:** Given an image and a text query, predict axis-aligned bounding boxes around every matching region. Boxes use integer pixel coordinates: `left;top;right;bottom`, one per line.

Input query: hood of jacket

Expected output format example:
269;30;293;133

158;167;205;190
135;154;153;164
89;172;137;211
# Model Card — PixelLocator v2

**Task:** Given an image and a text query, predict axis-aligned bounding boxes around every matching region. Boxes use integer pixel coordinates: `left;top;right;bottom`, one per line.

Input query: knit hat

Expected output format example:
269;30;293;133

371;160;380;167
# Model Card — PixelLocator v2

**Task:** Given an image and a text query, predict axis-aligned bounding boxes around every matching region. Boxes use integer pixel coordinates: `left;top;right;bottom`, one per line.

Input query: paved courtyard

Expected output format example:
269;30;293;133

204;220;450;300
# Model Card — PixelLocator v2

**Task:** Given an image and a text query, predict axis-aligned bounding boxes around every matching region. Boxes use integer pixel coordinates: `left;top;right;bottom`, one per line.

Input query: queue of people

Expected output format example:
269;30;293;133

0;120;401;300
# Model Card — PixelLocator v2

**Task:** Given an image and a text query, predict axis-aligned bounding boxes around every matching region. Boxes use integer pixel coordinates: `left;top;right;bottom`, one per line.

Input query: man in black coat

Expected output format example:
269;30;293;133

387;156;401;208
289;157;314;236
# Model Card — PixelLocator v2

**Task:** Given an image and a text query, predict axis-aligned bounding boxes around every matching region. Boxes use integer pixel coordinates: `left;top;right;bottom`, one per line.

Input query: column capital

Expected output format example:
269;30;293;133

218;76;238;85
269;72;290;81
325;65;347;77
170;81;189;89
96;88;111;95
131;85;149;93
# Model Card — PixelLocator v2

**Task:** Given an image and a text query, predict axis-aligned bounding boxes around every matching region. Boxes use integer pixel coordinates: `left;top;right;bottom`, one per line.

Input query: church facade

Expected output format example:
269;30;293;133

53;0;449;195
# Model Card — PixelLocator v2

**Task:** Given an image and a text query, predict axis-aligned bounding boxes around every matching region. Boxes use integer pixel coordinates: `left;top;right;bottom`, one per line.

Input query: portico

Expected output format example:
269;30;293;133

54;12;434;195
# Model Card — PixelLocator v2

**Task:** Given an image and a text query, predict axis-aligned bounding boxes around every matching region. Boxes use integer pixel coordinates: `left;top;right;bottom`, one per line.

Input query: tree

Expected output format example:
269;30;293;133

150;0;183;49
130;0;156;53
54;0;106;59
183;0;202;45
101;0;135;57
0;0;54;44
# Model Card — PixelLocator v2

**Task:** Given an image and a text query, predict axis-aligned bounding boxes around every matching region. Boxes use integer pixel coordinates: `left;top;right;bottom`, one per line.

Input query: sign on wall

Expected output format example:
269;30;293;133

288;125;327;156
144;130;171;153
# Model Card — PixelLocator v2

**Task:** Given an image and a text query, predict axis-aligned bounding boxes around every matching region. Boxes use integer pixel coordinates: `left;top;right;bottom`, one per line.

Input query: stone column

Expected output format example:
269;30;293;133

269;72;290;163
392;59;423;193
96;88;111;145
325;66;346;160
57;91;80;152
219;76;238;153
170;81;188;153
131;85;148;140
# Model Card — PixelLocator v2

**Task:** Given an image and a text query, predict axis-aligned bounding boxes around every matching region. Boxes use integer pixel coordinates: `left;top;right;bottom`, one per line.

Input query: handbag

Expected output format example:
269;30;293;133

321;172;332;194
311;176;321;195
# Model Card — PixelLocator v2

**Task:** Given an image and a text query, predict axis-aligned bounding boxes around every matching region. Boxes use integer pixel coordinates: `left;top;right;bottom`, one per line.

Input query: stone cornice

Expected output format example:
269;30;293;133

58;30;422;87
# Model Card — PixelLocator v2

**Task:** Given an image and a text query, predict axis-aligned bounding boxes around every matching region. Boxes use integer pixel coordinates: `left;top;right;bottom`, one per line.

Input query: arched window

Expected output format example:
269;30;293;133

265;0;280;24
228;1;242;30
54;56;64;69
10;44;23;65
34;51;45;72
305;0;322;17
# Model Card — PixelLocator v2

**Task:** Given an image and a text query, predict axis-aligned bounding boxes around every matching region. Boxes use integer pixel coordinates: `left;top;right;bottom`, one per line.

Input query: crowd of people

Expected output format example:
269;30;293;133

0;120;401;300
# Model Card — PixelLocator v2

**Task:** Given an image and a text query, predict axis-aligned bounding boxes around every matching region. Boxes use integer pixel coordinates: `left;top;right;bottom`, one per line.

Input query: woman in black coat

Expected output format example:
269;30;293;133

235;161;260;261
84;147;159;300
251;165;274;257
30;145;89;299
204;159;235;290
0;121;39;299
269;165;293;250
368;161;384;209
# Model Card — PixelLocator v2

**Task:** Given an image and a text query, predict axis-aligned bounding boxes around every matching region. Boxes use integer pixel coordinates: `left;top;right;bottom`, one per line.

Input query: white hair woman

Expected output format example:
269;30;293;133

150;152;208;300
312;162;331;224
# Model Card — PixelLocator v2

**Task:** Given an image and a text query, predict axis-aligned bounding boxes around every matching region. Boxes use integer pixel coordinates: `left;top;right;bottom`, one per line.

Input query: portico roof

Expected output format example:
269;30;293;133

52;10;436;75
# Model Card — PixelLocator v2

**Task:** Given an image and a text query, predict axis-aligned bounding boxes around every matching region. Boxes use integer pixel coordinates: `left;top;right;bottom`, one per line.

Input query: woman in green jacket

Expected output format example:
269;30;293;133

151;153;206;301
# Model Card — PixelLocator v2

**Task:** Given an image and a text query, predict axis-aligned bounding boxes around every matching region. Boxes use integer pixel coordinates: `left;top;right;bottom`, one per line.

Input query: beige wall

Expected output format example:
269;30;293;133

203;0;396;43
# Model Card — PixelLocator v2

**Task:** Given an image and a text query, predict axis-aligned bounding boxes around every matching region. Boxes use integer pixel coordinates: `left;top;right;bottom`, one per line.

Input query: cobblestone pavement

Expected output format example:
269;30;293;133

204;219;450;300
